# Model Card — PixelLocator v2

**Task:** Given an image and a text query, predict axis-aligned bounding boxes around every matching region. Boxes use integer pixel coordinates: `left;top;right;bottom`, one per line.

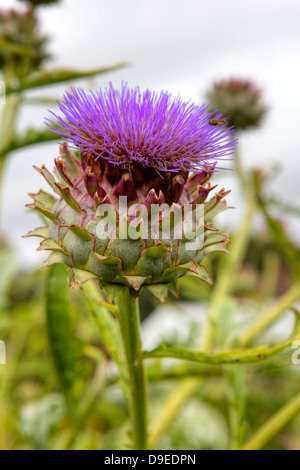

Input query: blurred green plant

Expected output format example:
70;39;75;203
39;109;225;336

0;3;125;206
145;80;300;451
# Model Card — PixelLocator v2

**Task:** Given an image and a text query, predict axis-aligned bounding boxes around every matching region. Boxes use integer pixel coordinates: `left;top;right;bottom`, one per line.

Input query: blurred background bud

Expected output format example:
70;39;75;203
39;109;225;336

0;7;50;79
206;78;267;131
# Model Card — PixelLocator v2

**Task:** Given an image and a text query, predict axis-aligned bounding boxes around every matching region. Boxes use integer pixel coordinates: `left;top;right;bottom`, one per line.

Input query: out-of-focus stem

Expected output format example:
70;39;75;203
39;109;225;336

0;95;20;153
115;288;148;450
242;393;300;450
200;194;256;350
148;378;200;450
233;142;248;191
237;282;300;346
0;95;21;217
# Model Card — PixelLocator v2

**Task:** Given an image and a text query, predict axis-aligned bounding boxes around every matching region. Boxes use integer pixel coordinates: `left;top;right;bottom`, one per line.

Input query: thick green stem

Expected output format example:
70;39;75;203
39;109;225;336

115;288;148;450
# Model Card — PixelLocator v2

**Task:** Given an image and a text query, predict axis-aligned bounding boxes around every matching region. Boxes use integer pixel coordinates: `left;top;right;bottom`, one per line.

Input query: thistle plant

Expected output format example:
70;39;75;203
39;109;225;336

25;84;237;449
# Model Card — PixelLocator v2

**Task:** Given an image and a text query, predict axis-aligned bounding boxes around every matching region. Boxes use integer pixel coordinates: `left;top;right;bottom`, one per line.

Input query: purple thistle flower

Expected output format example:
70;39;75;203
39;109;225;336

46;83;237;174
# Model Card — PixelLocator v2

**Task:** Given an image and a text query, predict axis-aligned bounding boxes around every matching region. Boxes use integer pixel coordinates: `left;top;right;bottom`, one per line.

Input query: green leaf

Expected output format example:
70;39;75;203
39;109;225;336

45;264;83;400
143;309;300;365
6;63;126;95
0;128;59;159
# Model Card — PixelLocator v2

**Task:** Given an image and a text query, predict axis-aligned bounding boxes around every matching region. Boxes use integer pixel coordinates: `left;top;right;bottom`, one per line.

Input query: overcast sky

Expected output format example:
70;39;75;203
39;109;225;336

1;0;300;265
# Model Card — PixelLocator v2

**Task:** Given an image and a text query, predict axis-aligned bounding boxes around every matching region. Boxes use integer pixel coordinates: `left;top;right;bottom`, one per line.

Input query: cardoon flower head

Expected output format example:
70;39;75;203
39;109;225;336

206;78;267;130
26;85;236;301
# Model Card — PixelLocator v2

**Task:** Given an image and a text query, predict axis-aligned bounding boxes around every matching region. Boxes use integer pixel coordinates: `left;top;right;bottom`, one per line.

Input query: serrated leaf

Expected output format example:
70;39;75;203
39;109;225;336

158;265;192;283
28;189;57;211
144;283;169;303
54;185;83;213
59;145;82;179
118;275;151;291
40;252;65;269
136;244;171;281
85;252;122;281
168;280;179;298
26;202;58;223
64;223;93;241
71;268;97;287
98;281;124;304
22;226;49;239
33;165;60;194
186;264;213;285
38;238;67;254
203;233;229;248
